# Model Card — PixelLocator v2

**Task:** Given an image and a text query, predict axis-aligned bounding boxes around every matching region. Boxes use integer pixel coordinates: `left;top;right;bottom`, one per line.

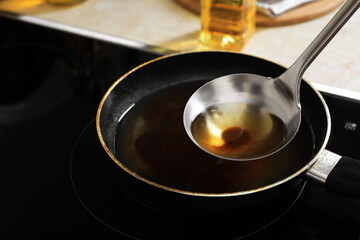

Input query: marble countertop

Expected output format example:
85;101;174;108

1;0;360;96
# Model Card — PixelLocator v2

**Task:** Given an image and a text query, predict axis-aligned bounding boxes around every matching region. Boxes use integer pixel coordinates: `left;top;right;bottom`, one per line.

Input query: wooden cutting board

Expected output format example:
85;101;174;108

174;0;344;26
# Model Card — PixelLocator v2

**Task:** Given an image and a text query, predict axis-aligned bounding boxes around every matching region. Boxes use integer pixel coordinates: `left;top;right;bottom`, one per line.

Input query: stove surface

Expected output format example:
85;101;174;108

0;16;359;239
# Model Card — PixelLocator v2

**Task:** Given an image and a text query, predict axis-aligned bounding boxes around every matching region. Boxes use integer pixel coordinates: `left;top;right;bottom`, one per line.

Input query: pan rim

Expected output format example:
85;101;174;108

96;50;331;197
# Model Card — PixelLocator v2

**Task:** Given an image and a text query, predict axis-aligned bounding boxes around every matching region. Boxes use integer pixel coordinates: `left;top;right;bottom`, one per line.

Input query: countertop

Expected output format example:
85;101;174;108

1;0;360;96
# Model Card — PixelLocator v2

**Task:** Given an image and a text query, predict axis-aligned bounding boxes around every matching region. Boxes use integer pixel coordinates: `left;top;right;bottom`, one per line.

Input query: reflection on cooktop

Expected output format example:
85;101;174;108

71;119;305;239
0;43;80;121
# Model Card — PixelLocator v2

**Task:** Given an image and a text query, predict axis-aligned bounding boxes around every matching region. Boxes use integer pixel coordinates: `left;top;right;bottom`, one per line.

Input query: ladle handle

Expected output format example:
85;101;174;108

277;0;360;102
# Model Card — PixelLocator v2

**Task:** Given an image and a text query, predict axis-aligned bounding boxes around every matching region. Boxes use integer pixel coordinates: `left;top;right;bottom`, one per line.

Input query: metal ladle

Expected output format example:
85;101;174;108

184;0;360;161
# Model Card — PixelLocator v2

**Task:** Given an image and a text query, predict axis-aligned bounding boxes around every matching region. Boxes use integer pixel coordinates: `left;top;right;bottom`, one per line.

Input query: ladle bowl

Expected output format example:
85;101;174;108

183;73;301;160
184;0;360;161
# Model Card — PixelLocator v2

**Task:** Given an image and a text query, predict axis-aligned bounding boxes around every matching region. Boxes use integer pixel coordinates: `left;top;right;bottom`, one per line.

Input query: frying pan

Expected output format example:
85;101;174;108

96;51;360;210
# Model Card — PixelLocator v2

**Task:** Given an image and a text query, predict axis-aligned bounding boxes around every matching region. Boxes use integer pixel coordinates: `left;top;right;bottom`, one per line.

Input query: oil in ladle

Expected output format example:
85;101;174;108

191;102;286;159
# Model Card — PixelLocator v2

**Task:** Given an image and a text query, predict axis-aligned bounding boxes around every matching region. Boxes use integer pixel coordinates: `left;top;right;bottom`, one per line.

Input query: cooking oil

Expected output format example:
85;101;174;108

199;0;257;51
191;102;286;159
113;81;314;193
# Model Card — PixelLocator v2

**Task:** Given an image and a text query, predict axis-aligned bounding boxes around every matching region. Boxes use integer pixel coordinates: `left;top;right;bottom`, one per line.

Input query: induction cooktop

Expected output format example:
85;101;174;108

0;15;359;239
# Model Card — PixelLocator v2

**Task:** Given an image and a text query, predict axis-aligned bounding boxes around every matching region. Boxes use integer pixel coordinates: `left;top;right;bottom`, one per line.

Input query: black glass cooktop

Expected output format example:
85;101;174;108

0;15;359;239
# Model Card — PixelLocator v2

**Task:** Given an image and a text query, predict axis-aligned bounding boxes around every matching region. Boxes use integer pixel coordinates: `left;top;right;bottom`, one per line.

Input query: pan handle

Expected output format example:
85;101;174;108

307;150;360;198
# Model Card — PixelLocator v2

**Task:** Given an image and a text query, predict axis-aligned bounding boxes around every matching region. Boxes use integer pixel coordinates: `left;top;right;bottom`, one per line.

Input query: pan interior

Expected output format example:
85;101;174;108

113;80;316;194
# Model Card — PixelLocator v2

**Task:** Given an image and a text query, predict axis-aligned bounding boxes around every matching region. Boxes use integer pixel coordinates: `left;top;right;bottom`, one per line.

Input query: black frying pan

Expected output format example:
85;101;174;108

96;51;360;210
